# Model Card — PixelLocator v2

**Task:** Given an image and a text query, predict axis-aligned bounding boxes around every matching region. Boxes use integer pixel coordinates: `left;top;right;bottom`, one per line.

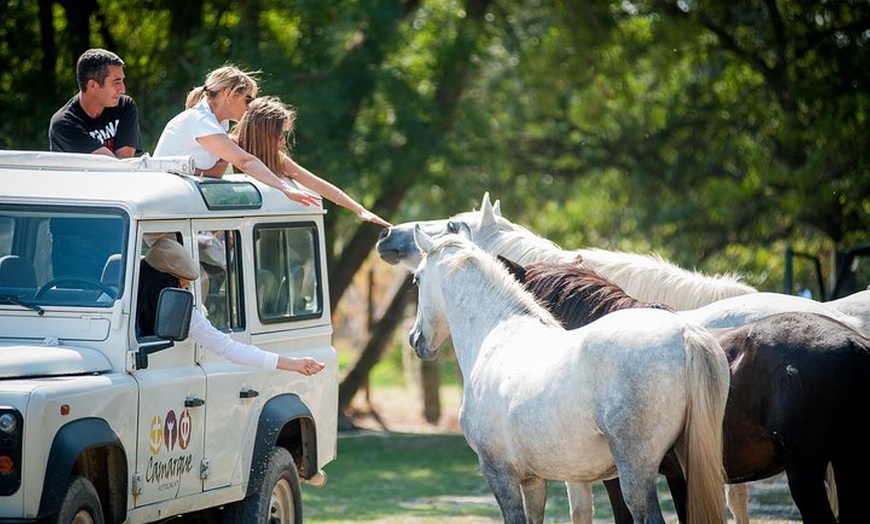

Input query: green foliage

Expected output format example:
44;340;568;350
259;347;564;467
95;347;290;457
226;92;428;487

1;0;866;294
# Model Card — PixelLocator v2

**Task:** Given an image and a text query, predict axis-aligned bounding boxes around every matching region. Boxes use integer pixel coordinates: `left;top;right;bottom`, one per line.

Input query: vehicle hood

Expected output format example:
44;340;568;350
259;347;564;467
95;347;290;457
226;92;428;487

0;345;112;378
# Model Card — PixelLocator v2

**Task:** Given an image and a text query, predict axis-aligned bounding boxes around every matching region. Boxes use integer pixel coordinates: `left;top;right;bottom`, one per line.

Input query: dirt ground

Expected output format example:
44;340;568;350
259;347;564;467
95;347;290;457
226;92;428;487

346;385;804;524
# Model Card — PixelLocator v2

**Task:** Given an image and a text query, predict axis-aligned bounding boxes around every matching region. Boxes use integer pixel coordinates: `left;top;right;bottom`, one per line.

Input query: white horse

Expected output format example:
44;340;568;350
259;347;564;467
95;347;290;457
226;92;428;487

378;192;865;523
408;227;730;524
378;192;758;309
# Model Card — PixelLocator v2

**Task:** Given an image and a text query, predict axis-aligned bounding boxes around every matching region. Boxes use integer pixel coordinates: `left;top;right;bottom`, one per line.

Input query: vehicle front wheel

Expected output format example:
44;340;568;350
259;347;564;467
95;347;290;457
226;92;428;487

223;446;302;524
53;475;105;524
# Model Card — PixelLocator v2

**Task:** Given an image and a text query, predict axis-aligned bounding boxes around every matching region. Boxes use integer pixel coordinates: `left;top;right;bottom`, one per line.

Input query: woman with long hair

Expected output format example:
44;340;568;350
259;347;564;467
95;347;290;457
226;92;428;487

234;96;390;227
154;65;319;207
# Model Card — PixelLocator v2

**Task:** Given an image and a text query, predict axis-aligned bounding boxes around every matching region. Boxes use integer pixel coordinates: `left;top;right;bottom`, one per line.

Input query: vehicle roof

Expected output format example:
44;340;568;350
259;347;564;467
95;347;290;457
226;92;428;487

0;150;323;219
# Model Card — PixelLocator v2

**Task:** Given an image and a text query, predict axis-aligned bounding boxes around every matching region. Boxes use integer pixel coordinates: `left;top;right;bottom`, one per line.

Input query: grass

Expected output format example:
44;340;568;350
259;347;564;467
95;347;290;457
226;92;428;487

303;433;554;523
301;431;803;523
317;350;803;523
301;431;680;524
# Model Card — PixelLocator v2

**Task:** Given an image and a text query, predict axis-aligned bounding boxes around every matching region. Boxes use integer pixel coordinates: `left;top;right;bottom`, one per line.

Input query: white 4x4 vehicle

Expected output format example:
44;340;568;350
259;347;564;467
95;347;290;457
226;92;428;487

0;151;337;523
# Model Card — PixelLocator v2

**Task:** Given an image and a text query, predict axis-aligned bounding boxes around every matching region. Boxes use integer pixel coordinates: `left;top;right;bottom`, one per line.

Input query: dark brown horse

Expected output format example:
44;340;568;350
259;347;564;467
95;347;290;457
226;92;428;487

499;255;870;524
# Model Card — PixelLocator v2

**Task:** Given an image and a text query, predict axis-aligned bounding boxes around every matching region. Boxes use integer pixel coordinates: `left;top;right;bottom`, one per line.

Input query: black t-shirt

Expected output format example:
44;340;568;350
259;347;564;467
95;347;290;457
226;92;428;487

48;94;142;154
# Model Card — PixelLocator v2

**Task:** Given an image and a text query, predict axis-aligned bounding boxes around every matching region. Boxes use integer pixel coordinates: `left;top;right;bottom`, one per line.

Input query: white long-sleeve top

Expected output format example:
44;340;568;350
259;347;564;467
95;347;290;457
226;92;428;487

189;308;279;370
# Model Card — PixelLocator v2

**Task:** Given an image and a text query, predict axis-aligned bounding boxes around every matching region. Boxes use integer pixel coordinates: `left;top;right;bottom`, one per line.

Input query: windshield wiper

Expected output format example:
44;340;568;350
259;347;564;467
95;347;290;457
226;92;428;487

0;294;44;316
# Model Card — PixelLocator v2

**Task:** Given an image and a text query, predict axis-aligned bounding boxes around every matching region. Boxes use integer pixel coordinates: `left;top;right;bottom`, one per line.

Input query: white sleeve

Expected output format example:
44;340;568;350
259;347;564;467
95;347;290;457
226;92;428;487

188;309;280;370
153;102;227;170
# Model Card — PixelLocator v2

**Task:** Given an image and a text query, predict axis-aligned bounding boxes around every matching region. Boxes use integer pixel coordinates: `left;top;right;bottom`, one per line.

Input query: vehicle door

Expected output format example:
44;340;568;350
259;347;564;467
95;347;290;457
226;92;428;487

190;218;264;491
131;225;208;506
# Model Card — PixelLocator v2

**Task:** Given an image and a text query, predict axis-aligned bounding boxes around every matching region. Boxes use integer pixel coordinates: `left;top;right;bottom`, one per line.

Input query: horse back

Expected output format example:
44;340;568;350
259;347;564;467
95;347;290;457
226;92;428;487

717;311;870;480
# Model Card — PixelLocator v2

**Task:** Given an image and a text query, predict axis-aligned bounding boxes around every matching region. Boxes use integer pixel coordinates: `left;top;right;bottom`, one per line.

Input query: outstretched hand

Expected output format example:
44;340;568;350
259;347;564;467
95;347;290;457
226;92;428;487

279;356;326;376
282;186;322;207
358;208;392;228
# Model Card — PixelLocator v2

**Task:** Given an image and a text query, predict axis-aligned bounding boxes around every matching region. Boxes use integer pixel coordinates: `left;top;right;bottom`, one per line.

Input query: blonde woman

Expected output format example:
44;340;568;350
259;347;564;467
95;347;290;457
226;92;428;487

154;65;319;207
234;96;391;227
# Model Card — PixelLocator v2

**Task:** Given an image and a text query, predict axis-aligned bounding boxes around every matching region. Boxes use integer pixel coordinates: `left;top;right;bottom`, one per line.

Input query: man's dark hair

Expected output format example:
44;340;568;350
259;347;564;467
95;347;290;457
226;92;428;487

76;48;124;91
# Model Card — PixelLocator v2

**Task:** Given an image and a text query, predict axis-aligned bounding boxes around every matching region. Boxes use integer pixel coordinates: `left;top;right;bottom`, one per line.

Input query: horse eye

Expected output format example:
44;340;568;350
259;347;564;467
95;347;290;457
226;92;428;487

447;221;458;233
412;274;419;286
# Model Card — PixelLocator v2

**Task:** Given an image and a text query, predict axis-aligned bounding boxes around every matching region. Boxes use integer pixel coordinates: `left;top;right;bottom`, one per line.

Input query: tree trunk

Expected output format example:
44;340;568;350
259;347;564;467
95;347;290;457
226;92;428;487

337;274;415;414
335;0;493;422
329;0;494;308
56;0;97;65
38;0;57;97
167;0;203;40
420;359;441;424
237;0;260;65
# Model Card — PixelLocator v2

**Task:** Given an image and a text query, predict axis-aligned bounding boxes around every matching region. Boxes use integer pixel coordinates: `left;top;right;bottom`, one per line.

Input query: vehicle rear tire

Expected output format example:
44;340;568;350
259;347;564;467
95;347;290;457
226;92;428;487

53;475;105;524
223;446;302;524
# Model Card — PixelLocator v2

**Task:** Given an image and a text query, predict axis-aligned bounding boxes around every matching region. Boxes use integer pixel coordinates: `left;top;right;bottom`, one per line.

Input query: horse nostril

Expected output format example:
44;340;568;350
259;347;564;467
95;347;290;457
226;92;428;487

378;228;391;240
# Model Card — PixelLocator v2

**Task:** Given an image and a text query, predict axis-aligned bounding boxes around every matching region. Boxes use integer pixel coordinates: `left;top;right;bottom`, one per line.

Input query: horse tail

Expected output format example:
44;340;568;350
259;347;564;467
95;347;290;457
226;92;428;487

681;324;729;524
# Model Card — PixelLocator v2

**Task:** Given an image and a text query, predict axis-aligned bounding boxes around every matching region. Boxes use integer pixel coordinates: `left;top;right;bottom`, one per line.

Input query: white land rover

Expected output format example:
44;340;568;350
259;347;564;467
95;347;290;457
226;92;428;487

0;151;338;524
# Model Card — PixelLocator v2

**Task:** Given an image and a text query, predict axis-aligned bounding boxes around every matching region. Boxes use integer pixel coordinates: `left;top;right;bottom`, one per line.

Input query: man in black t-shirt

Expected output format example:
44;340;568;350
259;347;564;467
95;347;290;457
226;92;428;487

48;48;141;158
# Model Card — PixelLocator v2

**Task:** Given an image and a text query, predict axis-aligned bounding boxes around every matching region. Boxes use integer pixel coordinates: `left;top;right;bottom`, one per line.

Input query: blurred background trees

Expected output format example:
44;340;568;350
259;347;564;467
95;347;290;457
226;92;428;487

2;0;867;422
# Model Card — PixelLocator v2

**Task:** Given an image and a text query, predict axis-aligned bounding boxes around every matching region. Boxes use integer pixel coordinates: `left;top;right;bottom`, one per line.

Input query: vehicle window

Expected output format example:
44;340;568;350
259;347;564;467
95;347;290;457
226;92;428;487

254;223;322;322
197;230;244;331
0;217;11;257
0;205;127;307
833;253;870;299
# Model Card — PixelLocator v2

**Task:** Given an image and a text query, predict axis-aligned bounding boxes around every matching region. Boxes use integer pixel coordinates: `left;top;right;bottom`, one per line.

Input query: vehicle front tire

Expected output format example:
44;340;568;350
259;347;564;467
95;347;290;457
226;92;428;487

223;446;302;524
53;475;105;524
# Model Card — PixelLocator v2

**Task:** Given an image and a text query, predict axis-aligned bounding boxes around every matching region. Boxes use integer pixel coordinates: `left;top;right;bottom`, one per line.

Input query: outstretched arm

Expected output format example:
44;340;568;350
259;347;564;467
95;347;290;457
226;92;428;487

280;153;392;227
197;133;322;207
189;309;324;375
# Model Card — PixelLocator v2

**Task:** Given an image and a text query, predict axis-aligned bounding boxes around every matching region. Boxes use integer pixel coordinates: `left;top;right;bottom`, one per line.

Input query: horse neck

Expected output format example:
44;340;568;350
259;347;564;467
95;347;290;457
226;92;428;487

432;254;554;373
524;267;653;329
577;248;757;309
477;226;576;265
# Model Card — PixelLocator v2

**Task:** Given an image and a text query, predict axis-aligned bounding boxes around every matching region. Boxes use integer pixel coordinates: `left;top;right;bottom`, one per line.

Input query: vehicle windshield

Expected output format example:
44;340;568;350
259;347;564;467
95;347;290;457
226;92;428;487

0;205;128;308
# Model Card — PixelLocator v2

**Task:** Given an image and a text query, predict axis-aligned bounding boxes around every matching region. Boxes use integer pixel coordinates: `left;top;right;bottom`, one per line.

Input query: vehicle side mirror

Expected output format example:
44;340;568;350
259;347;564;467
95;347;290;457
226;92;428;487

155;287;193;341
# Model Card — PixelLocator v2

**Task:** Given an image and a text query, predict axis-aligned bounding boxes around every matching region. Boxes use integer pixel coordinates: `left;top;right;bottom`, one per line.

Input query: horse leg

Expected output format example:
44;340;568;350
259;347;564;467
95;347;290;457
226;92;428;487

725;483;750;524
824;463;838;518
614;466;666;524
601;478;634;524
565;481;595;524
658;450;688;524
478;459;527;524
829;449;870;524
782;461;836;524
520;476;548;524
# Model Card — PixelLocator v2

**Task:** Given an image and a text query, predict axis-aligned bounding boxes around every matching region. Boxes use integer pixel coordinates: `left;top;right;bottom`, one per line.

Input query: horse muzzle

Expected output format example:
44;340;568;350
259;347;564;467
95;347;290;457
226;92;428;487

409;329;437;360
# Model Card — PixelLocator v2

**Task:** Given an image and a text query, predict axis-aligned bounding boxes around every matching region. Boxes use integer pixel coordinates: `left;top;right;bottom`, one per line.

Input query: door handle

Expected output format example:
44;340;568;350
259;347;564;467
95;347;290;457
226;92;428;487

239;388;260;399
184;397;205;407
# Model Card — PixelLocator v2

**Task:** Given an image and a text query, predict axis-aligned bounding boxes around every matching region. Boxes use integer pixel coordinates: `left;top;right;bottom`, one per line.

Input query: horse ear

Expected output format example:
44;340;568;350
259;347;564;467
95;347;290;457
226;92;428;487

497;255;526;283
480;192;502;218
480;193;497;227
413;224;436;254
454;221;473;240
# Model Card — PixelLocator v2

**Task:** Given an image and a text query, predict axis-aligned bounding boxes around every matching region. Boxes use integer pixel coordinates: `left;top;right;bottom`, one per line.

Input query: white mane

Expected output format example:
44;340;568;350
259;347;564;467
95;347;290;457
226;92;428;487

577;248;758;310
463;193;758;310
423;235;562;328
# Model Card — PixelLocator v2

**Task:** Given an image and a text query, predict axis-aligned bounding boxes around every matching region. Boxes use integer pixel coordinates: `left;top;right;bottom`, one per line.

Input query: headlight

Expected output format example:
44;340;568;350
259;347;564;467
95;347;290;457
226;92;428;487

0;408;22;494
0;413;17;433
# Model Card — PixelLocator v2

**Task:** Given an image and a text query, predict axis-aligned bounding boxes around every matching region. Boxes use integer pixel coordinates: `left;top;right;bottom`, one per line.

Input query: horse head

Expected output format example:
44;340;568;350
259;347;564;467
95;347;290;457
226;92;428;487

408;225;452;360
376;192;501;270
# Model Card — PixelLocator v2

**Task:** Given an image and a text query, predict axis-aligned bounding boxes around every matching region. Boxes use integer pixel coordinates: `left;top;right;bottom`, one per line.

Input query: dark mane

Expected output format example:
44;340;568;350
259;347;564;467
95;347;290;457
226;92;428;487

498;256;672;329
